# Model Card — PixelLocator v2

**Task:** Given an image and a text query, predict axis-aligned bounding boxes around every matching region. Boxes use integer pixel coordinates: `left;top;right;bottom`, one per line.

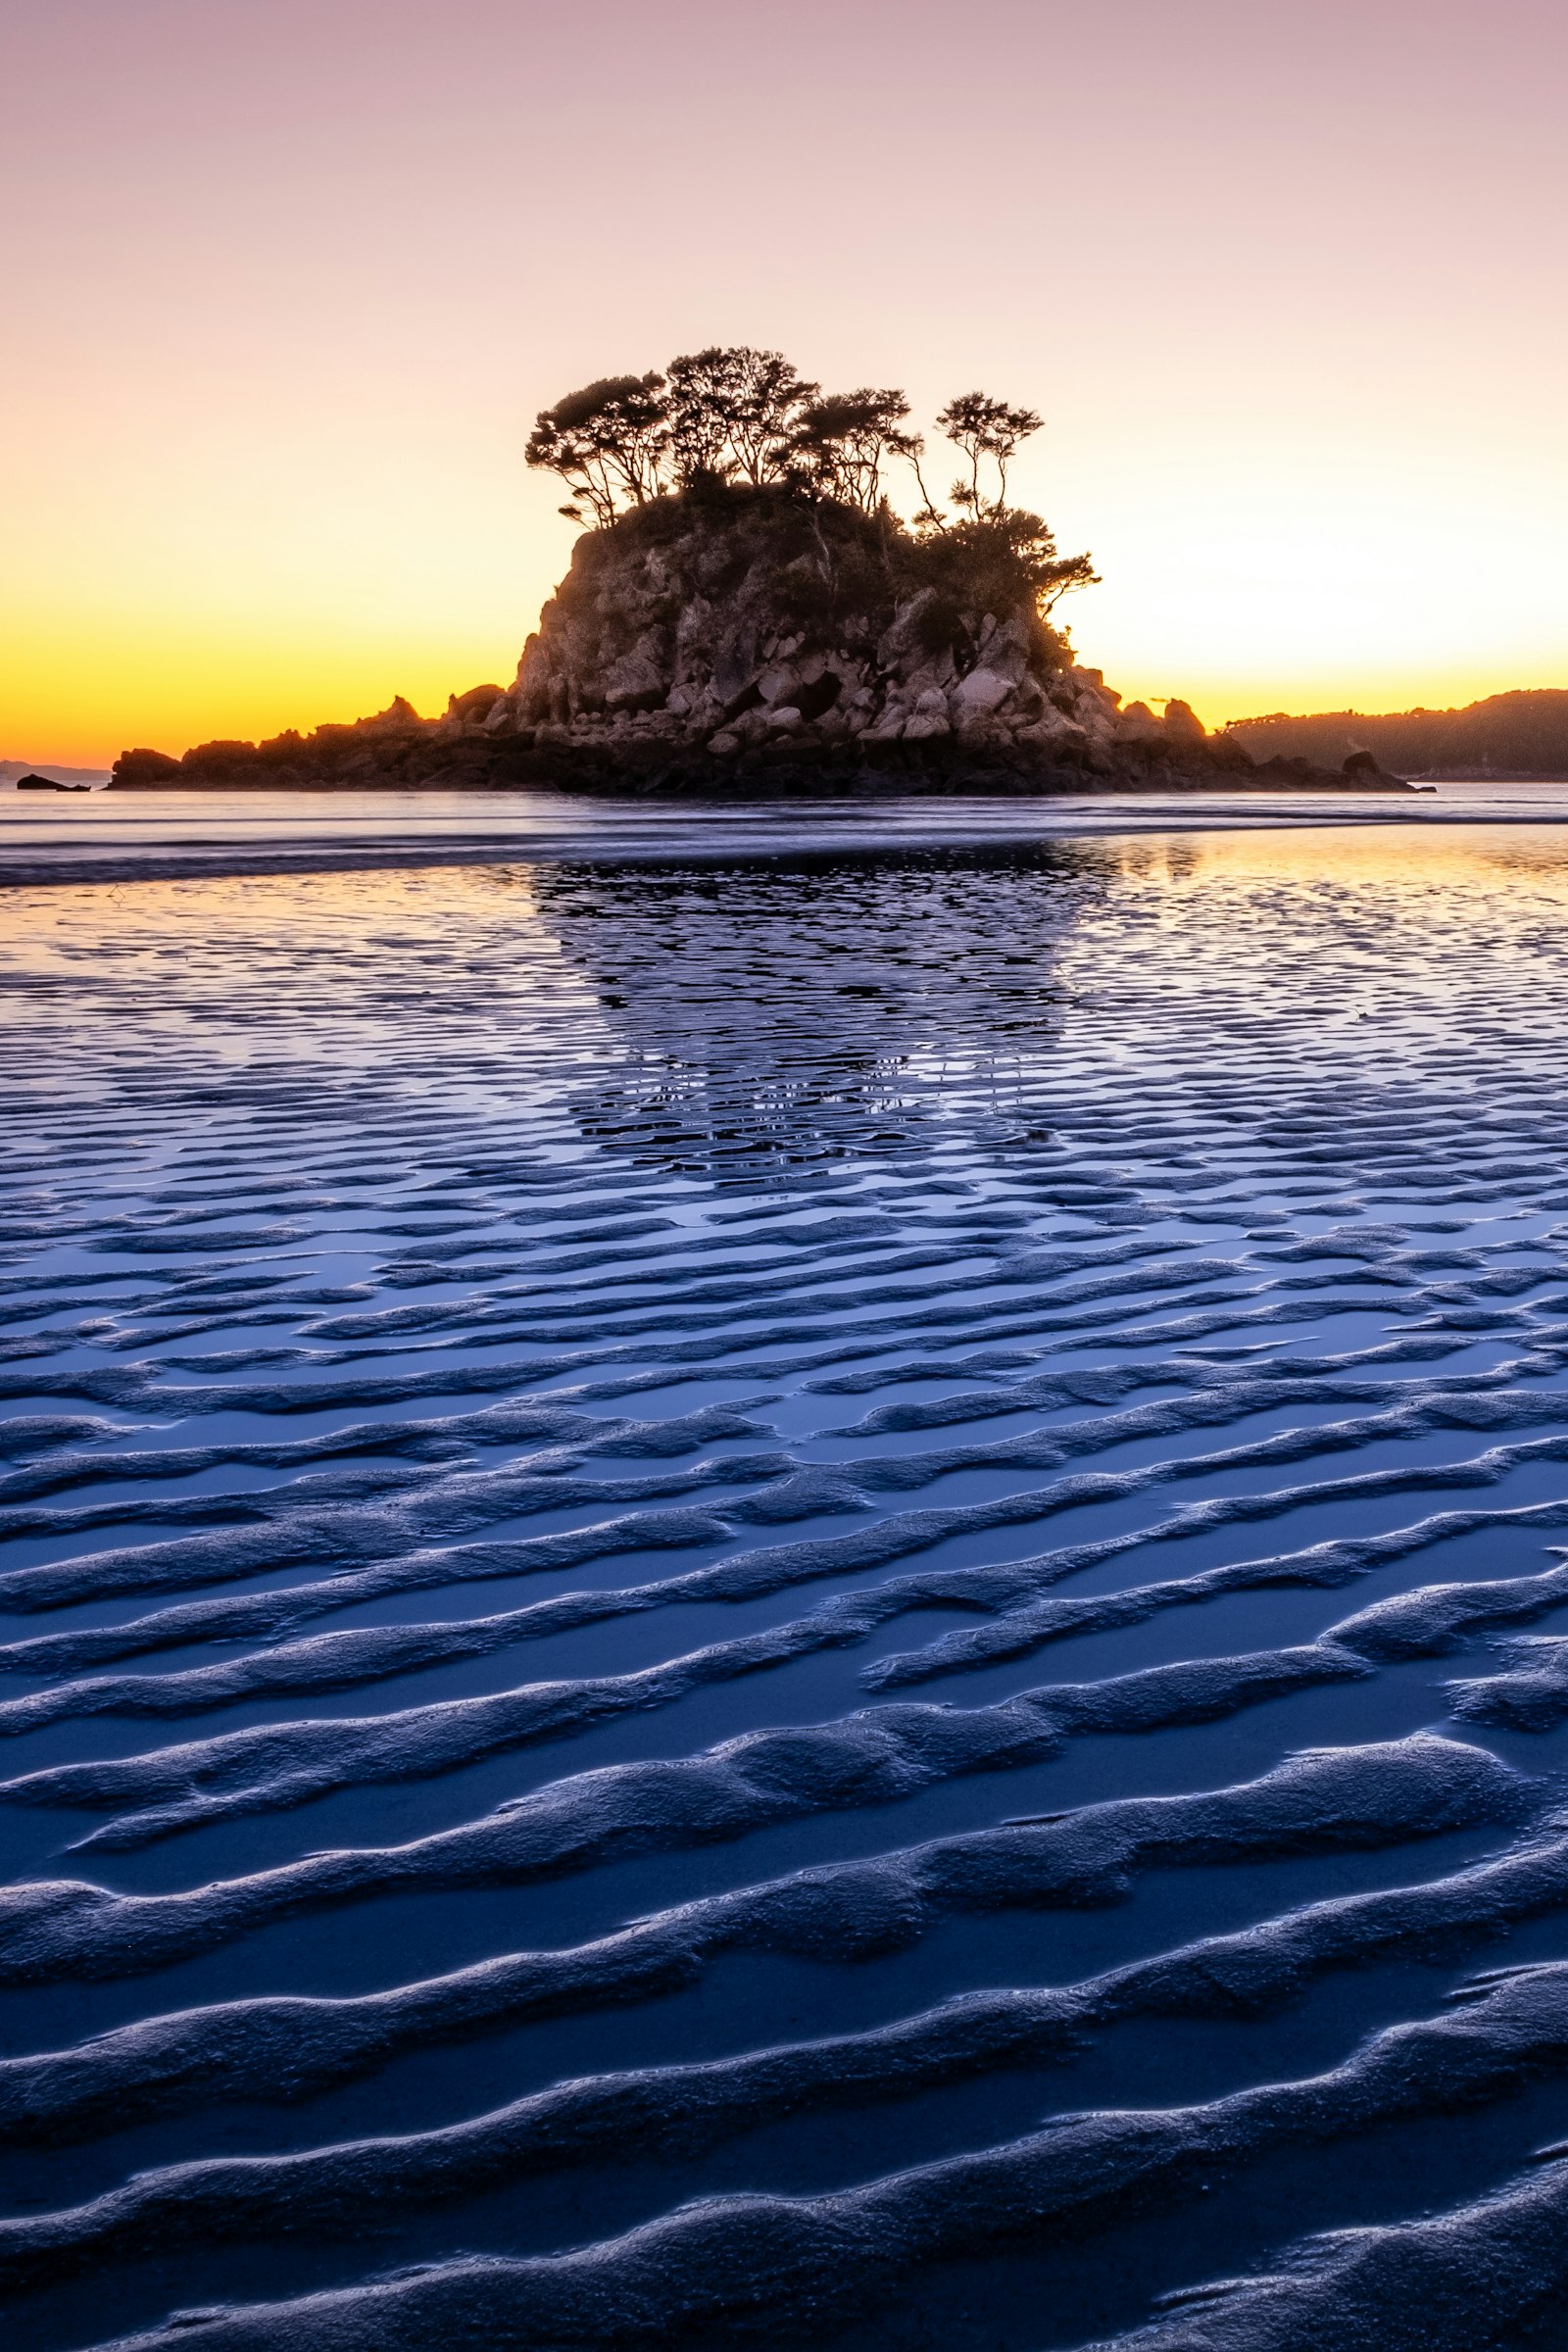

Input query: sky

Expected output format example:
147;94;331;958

2;0;1565;765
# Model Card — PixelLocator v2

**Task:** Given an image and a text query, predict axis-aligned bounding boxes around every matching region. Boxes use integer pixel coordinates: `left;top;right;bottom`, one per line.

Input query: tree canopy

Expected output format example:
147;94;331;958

934;392;1044;516
524;373;670;528
524;346;1096;620
791;389;919;513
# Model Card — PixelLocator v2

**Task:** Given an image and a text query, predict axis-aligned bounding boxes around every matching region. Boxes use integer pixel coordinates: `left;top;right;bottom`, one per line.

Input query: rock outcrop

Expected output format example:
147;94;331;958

501;489;1257;790
111;489;1413;794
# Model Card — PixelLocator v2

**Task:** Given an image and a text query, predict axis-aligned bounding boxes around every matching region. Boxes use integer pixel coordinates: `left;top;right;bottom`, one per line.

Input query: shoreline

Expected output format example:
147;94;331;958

98;772;1422;796
5;788;1568;891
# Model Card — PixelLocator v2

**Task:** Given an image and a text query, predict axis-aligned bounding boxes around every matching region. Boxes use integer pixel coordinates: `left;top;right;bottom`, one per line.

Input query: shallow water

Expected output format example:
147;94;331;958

5;823;1568;2350
5;775;1568;892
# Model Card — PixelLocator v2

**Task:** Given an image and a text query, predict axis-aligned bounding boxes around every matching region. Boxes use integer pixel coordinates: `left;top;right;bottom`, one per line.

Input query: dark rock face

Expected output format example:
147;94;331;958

503;491;1253;792
110;494;1414;794
113;750;184;787
112;704;493;793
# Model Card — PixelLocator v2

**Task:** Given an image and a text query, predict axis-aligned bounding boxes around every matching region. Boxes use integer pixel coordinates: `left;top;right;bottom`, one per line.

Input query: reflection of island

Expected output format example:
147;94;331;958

526;845;1116;1179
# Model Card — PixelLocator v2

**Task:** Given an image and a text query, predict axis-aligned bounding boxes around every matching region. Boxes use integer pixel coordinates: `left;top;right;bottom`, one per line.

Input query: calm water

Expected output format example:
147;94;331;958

5;818;1568;2351
5;774;1568;887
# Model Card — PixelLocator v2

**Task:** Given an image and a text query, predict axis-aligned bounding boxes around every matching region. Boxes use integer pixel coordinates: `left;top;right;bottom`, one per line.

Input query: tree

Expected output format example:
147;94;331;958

663;347;822;489
789;388;920;514
1012;518;1098;614
722;349;819;485
936;391;1044;516
665;348;747;483
525;373;670;526
909;507;1098;636
522;358;1095;633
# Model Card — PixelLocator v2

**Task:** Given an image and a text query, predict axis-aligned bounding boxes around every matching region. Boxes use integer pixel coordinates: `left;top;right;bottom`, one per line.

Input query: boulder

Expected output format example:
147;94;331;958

603;639;667;712
875;589;942;672
1117;701;1165;742
358;697;424;734
951;666;1014;722
446;682;506;722
1014;709;1087;748
1162;697;1206;743
111;748;183;787
904;688;952;742
973;612;1032;685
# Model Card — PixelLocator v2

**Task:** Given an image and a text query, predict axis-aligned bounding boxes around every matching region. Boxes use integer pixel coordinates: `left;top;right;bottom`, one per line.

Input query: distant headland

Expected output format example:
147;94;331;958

1225;691;1568;780
112;347;1410;798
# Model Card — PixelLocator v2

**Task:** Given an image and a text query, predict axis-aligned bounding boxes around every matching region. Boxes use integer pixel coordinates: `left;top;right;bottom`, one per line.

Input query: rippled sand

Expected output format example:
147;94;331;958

5;824;1568;2351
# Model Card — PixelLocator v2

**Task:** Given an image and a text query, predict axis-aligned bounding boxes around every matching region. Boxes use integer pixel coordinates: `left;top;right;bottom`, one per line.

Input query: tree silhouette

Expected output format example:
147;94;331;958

936;392;1044;515
526;374;670;526
665;348;746;483
720;349;819;486
523;353;1095;628
662;347;822;489
911;507;1098;624
789;389;920;514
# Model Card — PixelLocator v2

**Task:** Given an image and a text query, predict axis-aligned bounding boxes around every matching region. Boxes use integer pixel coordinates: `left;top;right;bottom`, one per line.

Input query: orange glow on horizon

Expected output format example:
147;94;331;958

9;424;1565;767
4;0;1565;769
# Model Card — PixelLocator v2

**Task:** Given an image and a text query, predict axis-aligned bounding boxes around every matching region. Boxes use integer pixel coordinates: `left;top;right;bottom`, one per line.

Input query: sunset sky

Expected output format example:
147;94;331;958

3;0;1565;767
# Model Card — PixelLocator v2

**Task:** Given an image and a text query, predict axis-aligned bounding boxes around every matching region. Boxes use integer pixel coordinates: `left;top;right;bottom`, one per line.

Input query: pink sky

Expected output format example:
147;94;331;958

3;0;1565;762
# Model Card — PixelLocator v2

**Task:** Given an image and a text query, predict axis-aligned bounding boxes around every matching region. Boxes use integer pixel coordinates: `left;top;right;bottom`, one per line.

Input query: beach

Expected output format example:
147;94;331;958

5;810;1568;2346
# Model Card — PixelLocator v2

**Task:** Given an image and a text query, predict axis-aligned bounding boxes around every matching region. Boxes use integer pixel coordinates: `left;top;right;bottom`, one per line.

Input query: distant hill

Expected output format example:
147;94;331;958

1224;690;1568;777
1;760;111;787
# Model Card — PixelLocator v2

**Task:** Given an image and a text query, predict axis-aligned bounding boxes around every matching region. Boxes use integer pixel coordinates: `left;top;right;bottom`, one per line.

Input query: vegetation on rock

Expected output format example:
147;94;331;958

522;345;1096;619
106;344;1413;797
1226;690;1568;779
504;346;1132;779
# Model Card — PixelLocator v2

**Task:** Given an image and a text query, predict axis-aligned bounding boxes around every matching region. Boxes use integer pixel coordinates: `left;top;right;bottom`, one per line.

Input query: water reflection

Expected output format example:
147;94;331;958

526;846;1121;1179
8;820;1568;2352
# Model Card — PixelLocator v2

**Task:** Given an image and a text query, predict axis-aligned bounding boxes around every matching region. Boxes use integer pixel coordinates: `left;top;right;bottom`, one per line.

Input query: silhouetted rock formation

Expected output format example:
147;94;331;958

112;492;1412;796
114;702;441;791
2;760;110;788
504;488;1230;789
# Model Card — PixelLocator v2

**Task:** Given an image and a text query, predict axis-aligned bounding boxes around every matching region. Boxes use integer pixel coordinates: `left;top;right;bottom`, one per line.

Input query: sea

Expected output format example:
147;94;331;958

5;785;1568;2351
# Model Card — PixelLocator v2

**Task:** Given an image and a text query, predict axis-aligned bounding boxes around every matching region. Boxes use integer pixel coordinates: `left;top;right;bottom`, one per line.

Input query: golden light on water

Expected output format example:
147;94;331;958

1108;825;1568;898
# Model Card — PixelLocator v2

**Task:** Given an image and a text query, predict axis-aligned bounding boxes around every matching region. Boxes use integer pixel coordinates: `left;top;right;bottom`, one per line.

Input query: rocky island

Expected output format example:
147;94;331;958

114;349;1410;797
